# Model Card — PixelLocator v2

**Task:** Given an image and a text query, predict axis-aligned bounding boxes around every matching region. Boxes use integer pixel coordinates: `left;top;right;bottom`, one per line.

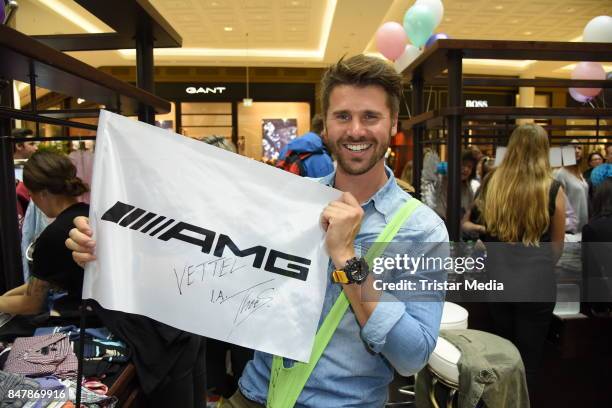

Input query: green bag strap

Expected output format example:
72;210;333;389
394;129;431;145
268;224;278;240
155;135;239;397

267;198;423;408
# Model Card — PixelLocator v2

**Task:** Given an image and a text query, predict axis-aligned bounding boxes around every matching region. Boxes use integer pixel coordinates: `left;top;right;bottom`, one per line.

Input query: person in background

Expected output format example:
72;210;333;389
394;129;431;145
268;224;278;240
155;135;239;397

276;114;334;177
605;144;612;163
433;150;478;225
12;128;38;161
582;165;612;317
583;151;604;182
0;151;89;315
477;124;565;400
13;128;38;234
554;142;589;232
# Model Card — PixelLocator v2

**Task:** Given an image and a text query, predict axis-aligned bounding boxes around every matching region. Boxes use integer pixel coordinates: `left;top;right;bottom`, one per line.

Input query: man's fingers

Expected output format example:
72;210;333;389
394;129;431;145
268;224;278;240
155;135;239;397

68;227;95;248
73;216;92;236
339;192;360;207
72;251;97;268
65;237;94;255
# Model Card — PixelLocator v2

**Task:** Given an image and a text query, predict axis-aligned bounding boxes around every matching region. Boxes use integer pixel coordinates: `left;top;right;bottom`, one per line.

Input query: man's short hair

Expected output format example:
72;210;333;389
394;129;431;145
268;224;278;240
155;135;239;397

310;114;324;135
320;55;403;121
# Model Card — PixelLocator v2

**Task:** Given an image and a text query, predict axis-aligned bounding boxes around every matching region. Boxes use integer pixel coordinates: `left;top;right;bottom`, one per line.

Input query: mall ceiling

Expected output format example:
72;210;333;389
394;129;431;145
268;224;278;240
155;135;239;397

13;0;612;77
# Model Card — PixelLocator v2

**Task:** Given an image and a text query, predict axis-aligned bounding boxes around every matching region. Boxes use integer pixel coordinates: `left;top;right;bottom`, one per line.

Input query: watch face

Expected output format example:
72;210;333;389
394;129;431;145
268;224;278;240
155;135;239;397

349;258;369;283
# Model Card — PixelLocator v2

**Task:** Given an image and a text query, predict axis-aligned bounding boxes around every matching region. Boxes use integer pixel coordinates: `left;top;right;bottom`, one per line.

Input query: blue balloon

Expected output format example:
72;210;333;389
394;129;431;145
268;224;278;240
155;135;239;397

425;33;449;48
0;3;5;25
403;4;436;49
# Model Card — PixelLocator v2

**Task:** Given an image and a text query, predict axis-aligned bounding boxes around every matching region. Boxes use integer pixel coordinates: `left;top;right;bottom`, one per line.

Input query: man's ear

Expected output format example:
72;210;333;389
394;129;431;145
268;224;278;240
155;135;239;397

391;117;399;135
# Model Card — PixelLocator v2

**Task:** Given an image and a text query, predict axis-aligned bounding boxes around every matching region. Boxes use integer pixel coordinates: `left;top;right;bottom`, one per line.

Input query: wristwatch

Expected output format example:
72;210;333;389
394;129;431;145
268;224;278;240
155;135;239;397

332;257;369;285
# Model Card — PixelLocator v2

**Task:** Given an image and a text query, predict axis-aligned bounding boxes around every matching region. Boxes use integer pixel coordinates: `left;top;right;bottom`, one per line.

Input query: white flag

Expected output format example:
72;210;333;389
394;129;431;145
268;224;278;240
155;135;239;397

83;110;340;362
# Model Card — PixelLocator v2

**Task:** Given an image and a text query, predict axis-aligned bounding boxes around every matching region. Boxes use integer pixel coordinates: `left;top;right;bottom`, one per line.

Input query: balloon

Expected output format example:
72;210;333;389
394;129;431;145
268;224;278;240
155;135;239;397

571;61;606;97
375;22;408;61
425;32;449;48
568;88;591;103
403;4;436;48
0;2;5;24
416;0;444;28
582;15;612;43
393;44;422;73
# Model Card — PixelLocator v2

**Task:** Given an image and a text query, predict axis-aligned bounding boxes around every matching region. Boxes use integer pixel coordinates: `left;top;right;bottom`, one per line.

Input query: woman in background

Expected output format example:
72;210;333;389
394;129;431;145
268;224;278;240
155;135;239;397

554;142;588;232
583;151;604;183
477;124;566;399
0;151;89;315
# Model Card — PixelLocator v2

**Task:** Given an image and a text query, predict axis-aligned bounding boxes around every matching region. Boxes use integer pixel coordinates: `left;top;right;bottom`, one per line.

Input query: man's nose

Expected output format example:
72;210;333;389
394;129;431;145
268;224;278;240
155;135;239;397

347;118;367;137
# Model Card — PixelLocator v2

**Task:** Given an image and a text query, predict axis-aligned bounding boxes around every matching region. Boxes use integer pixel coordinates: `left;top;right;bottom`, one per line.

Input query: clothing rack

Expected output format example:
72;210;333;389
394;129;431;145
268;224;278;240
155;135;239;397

0;16;176;405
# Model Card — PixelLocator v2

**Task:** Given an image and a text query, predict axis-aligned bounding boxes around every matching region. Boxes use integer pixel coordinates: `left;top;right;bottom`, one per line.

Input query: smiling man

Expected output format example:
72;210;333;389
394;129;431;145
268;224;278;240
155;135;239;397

232;55;449;407
67;54;448;408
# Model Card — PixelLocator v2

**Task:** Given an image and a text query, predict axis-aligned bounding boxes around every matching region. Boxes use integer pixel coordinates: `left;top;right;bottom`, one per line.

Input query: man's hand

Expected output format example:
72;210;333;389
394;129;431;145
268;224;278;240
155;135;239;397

321;192;363;268
66;216;97;267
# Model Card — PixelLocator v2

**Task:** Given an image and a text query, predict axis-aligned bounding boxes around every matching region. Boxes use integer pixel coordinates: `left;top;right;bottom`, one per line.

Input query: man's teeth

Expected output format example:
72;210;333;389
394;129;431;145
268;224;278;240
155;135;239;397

345;144;369;152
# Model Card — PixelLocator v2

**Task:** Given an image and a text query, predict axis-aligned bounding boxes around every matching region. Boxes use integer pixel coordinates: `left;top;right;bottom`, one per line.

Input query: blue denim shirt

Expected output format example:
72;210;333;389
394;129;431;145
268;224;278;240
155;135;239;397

239;167;449;407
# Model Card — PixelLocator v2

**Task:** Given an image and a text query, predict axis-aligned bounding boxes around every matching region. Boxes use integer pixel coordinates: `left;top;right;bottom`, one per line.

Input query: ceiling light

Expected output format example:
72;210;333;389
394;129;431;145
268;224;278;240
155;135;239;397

445;18;451;22
494;5;503;10
511;19;519;24
118;0;338;61
524;31;532;35
567;8;575;12
224;26;233;31
291;1;299;5
211;1;218;5
77;98;86;104
242;98;253;107
34;0;105;33
463;59;536;69
290;27;297;31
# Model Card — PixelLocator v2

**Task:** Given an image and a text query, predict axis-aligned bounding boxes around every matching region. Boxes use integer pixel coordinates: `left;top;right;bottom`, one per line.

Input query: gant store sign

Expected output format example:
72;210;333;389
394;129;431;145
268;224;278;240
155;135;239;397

186;86;227;95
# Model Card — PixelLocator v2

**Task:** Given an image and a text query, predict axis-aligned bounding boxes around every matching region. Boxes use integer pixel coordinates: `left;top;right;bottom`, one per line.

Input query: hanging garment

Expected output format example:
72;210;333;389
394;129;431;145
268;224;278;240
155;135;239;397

69;149;94;204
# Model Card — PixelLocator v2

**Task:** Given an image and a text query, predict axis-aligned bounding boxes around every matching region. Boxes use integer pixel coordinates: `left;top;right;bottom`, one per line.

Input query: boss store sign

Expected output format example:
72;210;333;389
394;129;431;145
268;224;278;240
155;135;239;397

155;82;316;103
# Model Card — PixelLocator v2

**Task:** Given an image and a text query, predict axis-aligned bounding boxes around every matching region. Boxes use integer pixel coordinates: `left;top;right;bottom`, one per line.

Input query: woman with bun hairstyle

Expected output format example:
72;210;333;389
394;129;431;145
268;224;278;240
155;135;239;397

0;151;89;315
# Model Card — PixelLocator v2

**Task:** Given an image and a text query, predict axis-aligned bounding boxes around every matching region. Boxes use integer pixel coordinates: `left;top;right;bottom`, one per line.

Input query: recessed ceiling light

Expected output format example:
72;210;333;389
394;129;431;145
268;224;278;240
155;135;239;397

211;1;218;5
494;5;503;10
524;31;532;35
224;26;233;31
511;19;519;24
444;17;451;22
567;8;575;12
290;27;297;31
291;0;299;5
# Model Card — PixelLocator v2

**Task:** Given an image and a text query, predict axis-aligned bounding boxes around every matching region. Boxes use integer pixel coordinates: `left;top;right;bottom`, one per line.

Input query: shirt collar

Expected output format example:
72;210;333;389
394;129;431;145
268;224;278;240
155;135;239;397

320;165;404;222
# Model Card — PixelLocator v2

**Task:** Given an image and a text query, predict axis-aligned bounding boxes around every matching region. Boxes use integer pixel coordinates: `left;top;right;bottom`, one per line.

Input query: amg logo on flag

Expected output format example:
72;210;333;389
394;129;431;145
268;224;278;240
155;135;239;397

101;201;312;281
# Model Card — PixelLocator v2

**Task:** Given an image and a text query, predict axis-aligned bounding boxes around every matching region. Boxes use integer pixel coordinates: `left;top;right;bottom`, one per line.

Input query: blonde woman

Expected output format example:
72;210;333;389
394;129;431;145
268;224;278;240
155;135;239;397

476;124;566;398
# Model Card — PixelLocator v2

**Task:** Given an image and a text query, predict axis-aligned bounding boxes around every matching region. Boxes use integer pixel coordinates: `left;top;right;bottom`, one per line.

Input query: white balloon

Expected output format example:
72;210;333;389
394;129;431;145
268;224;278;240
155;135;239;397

416;0;444;28
583;15;612;43
394;44;422;73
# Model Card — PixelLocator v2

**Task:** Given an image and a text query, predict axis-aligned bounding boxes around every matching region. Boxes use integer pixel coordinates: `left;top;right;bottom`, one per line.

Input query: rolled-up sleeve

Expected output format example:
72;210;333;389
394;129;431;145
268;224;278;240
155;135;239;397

360;220;449;376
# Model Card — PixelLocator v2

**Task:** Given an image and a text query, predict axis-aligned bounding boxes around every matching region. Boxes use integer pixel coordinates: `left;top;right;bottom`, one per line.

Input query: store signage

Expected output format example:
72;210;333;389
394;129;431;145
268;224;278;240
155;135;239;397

186;86;227;94
84;110;339;362
465;99;489;107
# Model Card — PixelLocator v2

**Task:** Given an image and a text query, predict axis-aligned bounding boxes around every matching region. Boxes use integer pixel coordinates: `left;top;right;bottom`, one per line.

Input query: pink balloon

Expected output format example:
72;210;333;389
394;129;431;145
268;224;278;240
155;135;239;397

571;61;606;98
569;88;591;103
375;22;408;61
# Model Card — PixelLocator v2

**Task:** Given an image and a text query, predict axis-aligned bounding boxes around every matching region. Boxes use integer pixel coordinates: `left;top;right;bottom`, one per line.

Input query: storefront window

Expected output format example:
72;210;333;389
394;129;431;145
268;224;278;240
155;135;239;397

237;102;310;162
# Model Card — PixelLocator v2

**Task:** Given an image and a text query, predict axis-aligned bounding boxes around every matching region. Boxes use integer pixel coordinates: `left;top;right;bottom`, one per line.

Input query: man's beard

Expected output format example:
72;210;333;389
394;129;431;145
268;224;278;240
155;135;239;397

329;129;392;176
